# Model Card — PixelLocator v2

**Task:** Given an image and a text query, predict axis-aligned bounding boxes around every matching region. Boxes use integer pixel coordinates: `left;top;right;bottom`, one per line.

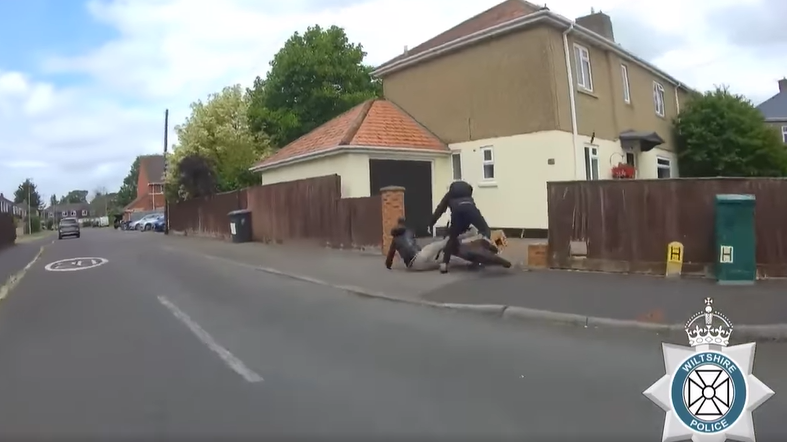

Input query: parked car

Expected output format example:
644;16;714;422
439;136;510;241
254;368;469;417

152;215;166;232
141;214;165;231
129;214;160;231
58;217;81;240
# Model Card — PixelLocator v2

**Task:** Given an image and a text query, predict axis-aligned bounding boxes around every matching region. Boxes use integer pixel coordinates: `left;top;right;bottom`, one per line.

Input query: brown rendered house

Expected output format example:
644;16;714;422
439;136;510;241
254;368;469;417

372;0;691;231
123;155;166;217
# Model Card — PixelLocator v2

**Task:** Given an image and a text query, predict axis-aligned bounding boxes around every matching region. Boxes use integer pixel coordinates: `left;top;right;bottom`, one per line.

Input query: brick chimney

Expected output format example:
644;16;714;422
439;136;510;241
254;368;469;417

779;78;787;94
576;9;615;42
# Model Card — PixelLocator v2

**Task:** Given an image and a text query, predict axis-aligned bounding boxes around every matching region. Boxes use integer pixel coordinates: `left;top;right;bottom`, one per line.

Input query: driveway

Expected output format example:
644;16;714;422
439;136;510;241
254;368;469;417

0;229;784;439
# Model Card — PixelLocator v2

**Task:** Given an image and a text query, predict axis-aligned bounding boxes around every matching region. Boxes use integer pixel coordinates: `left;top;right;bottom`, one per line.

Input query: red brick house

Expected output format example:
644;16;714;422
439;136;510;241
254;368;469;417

123;155;166;218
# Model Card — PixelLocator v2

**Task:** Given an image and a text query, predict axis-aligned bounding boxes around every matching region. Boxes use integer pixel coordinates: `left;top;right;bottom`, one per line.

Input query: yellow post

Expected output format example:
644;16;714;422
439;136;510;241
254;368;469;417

666;241;684;278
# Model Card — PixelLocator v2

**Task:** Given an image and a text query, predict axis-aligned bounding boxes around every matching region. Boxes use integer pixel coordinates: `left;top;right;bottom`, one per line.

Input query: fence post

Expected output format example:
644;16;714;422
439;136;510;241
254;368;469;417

380;186;405;255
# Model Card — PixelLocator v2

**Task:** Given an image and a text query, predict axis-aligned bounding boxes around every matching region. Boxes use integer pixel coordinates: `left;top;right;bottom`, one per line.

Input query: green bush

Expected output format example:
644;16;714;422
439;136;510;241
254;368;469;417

23;215;42;234
45;218;54;230
675;86;787;177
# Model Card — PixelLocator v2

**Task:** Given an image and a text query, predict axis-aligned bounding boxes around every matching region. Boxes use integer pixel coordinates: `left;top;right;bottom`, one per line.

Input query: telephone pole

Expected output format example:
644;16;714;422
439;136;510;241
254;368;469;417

163;109;170;235
26;180;31;235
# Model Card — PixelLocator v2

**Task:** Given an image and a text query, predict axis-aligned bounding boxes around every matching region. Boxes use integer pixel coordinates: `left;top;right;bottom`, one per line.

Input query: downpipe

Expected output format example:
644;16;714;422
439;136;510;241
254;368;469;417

562;23;580;179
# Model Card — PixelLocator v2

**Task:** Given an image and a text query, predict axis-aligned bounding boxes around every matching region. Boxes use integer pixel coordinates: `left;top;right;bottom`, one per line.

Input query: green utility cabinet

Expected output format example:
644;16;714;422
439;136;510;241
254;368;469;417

714;194;756;285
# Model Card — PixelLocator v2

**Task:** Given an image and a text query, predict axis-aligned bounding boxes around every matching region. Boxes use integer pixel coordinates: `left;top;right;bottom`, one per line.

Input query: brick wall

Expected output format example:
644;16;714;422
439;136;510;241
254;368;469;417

380;186;405;255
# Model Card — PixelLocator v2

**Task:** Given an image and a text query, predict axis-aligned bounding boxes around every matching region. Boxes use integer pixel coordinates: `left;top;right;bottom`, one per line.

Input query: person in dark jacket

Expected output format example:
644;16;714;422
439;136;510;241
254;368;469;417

385;218;500;271
429;180;495;273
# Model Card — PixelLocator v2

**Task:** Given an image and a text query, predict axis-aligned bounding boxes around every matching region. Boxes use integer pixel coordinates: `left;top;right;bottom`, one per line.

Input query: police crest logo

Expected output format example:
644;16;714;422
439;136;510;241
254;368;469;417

644;298;774;442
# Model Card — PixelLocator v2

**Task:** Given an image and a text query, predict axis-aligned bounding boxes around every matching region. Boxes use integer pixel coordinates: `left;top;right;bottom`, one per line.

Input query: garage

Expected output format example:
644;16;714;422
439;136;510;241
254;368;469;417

369;159;433;237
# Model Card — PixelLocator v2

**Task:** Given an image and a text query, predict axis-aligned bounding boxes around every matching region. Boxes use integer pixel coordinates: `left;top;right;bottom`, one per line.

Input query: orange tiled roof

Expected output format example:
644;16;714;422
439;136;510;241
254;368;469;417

375;0;541;73
253;99;447;169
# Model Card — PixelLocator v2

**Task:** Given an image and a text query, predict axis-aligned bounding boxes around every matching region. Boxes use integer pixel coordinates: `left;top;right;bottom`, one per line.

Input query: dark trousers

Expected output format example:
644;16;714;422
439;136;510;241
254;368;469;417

442;204;491;265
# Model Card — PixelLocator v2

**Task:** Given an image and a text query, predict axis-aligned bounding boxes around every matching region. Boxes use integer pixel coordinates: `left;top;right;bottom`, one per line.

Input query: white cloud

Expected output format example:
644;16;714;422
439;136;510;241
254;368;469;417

1;0;785;201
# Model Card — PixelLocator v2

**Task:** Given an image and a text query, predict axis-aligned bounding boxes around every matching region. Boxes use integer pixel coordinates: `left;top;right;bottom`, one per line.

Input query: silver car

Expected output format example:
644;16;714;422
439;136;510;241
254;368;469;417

130;214;161;231
58;217;81;240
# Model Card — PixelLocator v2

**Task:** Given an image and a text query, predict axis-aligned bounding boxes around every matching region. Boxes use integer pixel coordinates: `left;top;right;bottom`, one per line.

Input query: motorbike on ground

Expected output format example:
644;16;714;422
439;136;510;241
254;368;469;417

437;222;512;269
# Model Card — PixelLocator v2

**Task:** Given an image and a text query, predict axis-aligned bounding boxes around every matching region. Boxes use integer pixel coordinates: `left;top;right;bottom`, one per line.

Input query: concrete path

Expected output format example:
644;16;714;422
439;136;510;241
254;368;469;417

160;234;787;333
2;228;785;439
422;269;787;325
0;239;49;287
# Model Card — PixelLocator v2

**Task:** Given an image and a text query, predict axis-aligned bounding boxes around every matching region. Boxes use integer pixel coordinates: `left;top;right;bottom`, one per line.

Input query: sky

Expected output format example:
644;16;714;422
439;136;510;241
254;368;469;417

0;0;785;203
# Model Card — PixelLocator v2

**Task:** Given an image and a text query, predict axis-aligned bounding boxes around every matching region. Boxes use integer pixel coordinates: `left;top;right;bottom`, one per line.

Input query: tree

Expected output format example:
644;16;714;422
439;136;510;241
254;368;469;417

174;154;218;200
59;190;88;204
674;86;787;177
13;179;42;209
246;25;382;148
116;157;140;208
90;187;114;217
167;84;267;198
49;194;57;207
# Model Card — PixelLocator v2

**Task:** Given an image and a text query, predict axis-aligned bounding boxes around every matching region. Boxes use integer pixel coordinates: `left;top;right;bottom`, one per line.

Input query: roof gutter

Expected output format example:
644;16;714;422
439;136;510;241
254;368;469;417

250;145;451;173
373;11;692;95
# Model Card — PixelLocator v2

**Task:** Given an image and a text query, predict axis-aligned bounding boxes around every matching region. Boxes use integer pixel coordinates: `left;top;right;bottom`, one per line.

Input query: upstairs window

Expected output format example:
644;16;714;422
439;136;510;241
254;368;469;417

621;64;631;103
653;81;666;117
573;44;593;92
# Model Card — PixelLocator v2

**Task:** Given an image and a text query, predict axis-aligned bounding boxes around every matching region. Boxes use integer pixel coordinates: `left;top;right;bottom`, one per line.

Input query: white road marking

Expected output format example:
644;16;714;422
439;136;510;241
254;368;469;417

156;295;263;383
44;257;108;272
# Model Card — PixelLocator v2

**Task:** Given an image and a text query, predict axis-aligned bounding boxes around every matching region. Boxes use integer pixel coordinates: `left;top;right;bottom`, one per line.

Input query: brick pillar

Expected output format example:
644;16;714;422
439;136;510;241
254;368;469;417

380;186;405;255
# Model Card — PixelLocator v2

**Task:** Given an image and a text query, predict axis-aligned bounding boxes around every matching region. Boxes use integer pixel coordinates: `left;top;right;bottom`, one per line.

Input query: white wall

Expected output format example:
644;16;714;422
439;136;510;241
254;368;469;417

445;131;680;230
445;131;576;229
584;136;678;180
259;151;452;210
260;153;369;198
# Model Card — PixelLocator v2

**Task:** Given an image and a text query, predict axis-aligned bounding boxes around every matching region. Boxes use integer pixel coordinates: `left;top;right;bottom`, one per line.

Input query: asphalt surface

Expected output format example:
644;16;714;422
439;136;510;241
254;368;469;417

422;269;787;324
0;229;785;440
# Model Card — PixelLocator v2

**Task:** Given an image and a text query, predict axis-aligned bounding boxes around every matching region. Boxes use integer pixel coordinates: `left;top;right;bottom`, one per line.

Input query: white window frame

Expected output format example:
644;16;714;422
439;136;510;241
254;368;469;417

653;81;666;117
584;146;599;180
781;125;787;144
61;211;68;217
81;209;88;216
480;146;495;181
621;64;631;104
451;152;462;180
70;210;77;217
656;156;672;178
573;44;593;92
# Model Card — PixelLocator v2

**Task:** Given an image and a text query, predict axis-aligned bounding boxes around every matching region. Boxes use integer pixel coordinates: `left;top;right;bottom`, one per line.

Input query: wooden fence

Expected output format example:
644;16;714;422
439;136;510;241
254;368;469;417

0;213;15;249
169;189;247;239
547;178;787;277
169;175;383;250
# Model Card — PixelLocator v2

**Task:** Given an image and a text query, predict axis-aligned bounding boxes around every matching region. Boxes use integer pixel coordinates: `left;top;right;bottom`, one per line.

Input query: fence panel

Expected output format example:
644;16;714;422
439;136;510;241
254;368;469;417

333;196;382;249
169;189;247;239
0;213;15;249
547;178;787;277
246;175;341;243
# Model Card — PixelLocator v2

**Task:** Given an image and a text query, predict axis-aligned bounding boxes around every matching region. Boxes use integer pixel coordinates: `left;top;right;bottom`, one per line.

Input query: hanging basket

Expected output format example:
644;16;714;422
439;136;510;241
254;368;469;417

611;163;636;179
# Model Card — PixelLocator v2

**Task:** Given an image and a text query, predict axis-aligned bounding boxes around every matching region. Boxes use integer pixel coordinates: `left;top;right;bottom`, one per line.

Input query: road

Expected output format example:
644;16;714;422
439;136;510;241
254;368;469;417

0;229;784;440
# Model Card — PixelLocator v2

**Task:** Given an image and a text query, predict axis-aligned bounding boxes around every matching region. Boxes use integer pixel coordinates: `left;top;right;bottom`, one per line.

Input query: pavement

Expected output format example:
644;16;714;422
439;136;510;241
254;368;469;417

0;236;51;288
0;228;785;439
159;234;787;338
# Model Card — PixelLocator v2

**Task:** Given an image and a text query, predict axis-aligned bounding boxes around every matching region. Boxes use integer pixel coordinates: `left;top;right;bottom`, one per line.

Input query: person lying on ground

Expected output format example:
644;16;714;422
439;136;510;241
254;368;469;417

385;218;508;271
428;180;496;274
